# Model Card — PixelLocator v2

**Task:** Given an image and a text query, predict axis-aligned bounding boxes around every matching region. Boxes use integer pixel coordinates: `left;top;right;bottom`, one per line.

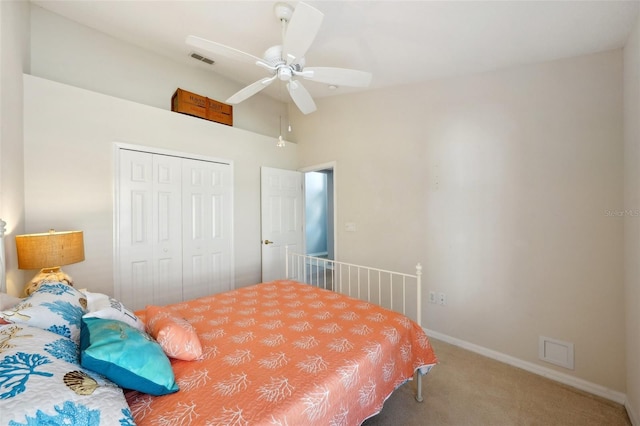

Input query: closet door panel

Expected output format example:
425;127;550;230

182;159;232;300
208;168;232;295
118;150;154;310
152;154;183;306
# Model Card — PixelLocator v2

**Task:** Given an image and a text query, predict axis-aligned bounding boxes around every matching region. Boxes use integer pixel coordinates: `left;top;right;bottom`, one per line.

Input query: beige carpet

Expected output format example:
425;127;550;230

362;339;631;426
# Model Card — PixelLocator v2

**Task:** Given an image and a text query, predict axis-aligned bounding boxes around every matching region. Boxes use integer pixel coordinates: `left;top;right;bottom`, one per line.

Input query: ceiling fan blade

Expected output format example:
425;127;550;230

287;80;317;115
186;35;262;66
282;2;324;65
303;67;373;88
226;76;277;104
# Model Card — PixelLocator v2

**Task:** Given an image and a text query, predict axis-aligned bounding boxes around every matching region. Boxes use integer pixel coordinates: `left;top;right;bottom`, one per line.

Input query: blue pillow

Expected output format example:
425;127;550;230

80;317;179;396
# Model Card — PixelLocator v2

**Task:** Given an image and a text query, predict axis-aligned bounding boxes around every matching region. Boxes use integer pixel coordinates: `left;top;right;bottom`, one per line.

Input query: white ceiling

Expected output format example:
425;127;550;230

32;0;640;101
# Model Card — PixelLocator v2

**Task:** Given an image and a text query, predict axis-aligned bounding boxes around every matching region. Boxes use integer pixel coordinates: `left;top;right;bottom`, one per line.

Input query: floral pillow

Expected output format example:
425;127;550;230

0;282;87;343
0;323;134;425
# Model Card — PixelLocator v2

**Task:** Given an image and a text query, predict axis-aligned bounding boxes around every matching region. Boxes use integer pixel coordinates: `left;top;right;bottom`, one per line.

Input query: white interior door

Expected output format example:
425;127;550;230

261;167;303;282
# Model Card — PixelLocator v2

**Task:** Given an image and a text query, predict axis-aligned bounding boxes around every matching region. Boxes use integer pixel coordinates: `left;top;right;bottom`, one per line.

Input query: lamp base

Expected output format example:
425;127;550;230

24;267;74;296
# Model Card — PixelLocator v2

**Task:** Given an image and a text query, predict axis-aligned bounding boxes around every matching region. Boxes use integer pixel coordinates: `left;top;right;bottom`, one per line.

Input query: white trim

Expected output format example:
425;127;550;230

424;328;627;405
299;161;337;173
0;219;6;293
115;142;232;166
299;161;338;261
626;400;640;426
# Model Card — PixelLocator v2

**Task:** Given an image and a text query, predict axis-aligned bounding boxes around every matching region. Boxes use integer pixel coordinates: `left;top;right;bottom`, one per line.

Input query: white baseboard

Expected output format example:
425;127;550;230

424;328;627;406
626;400;640;426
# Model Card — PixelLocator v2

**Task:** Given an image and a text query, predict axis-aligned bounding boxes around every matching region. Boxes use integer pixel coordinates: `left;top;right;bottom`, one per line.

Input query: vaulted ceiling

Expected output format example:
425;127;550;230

33;1;640;100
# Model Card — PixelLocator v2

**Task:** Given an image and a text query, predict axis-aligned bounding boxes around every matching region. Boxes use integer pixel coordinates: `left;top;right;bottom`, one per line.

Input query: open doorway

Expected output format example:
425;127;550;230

303;165;335;261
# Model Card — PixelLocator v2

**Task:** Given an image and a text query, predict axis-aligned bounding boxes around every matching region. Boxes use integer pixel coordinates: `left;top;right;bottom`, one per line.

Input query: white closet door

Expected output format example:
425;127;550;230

182;158;232;300
118;150;183;310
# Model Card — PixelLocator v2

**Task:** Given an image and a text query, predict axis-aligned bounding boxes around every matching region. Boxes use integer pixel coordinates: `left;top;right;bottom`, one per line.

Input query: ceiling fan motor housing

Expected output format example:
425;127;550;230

264;45;285;67
263;45;305;81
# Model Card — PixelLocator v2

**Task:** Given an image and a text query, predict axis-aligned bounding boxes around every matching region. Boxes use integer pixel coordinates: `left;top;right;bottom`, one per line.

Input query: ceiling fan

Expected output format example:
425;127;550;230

186;1;372;115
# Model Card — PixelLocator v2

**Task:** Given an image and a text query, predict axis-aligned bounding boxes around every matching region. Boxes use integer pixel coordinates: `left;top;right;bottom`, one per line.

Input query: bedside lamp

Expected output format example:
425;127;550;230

15;230;85;295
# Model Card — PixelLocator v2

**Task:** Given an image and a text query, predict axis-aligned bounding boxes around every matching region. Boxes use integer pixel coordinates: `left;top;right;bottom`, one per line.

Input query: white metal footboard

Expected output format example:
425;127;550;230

285;249;427;402
285;249;423;325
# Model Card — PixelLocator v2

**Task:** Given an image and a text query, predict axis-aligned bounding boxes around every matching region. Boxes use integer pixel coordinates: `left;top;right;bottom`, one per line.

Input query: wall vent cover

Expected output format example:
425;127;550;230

539;336;574;370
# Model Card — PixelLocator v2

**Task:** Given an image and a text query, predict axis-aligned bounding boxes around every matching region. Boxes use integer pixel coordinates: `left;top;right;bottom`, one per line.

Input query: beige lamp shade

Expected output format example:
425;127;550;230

16;230;85;270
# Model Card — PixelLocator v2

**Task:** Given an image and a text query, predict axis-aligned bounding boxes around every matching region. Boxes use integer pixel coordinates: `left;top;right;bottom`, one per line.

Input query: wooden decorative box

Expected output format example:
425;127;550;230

171;88;233;126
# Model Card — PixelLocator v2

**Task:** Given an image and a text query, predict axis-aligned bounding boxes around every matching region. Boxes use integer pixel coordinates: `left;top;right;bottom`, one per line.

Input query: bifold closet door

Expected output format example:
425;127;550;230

117;150;183;310
181;158;232;301
117;149;233;310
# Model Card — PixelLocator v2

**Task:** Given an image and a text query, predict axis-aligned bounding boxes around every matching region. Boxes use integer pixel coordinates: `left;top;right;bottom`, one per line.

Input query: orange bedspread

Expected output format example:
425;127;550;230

126;280;437;425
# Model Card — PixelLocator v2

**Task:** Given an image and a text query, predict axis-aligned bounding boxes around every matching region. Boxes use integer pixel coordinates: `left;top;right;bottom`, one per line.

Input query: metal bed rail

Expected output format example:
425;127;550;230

285;248;423;329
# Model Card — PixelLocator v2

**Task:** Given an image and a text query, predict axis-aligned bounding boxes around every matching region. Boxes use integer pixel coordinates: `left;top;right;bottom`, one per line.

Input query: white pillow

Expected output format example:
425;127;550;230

81;291;144;331
0;293;21;310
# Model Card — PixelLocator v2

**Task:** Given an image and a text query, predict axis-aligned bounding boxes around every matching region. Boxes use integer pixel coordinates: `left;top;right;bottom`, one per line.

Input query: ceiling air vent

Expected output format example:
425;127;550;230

190;52;214;65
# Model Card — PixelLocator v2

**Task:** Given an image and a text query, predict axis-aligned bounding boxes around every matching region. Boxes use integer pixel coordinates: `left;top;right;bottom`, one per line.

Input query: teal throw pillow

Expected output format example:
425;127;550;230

80;317;179;396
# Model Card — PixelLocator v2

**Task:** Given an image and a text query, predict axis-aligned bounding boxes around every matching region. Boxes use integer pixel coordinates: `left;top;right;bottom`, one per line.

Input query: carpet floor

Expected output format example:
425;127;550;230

362;339;631;426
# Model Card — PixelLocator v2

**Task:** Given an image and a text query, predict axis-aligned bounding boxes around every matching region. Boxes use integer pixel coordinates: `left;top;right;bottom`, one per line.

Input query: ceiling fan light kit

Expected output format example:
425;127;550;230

186;1;372;115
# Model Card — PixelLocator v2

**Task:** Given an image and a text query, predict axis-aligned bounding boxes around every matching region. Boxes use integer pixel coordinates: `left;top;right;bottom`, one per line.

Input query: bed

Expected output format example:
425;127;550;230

126;256;436;425
0;223;437;425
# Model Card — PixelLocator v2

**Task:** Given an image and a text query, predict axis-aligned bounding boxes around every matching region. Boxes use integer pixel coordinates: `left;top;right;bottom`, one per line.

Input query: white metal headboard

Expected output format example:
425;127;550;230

0;219;6;293
285;248;423;326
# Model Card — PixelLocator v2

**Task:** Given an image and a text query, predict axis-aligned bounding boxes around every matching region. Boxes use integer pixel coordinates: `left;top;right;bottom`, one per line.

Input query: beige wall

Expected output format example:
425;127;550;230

0;0;29;295
23;75;298;296
624;12;640;424
292;50;625;393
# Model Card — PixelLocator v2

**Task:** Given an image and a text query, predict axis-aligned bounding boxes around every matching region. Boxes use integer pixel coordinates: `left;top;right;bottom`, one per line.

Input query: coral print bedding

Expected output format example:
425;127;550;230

127;280;437;425
0;283;136;425
0;324;134;425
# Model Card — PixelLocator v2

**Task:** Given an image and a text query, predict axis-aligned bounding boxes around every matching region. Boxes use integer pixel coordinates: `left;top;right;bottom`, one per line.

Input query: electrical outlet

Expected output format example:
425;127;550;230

429;291;436;304
438;292;446;305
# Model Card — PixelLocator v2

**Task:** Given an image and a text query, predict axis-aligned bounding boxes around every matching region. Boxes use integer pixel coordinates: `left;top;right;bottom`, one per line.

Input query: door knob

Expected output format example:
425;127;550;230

263;239;274;245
